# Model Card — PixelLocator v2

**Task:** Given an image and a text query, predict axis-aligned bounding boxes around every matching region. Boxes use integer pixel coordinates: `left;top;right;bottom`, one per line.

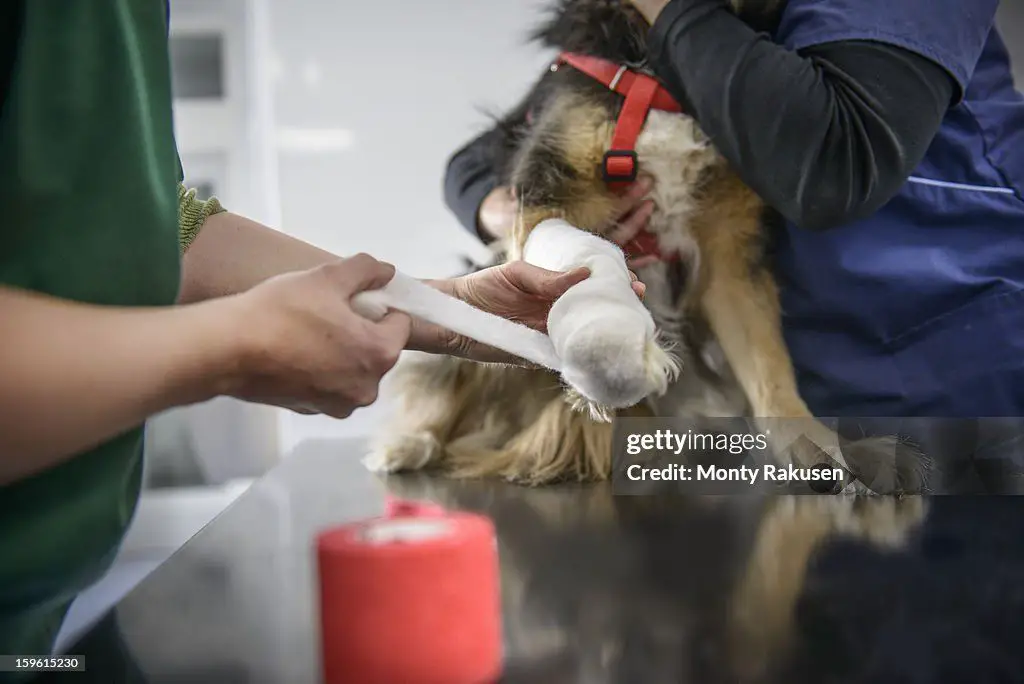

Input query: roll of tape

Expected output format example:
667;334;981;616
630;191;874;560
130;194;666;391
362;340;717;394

317;506;502;684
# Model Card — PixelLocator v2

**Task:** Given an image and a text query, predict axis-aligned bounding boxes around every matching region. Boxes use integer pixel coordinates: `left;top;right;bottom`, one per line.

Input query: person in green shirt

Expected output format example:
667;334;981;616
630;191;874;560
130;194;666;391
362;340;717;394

0;1;645;666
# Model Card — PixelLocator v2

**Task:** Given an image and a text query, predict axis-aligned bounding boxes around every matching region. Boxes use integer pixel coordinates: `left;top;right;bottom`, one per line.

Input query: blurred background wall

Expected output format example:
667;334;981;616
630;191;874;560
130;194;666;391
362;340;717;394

1001;2;1024;81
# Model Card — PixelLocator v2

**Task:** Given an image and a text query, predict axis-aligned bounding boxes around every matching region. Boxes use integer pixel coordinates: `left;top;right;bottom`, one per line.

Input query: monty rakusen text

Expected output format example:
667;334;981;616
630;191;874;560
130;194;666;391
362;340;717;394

621;428;844;485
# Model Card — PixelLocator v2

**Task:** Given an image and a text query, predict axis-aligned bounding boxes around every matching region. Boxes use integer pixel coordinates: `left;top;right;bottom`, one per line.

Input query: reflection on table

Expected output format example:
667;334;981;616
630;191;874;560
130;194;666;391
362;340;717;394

47;439;1024;684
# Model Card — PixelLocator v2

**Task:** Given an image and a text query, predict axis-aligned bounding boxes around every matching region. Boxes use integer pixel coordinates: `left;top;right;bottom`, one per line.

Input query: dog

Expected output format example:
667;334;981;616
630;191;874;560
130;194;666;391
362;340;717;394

366;0;925;495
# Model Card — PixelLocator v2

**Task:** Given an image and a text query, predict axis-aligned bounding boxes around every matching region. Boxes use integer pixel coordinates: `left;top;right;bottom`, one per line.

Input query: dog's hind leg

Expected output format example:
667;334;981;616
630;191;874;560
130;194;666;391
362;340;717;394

369;381;622;485
363;352;473;474
365;352;558;477
691;174;927;495
366;349;628;485
441;396;619;484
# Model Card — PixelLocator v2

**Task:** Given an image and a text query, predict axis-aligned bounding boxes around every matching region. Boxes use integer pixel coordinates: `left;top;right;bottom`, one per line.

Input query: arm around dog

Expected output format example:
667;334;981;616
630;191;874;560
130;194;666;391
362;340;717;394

443;127;508;243
635;0;959;231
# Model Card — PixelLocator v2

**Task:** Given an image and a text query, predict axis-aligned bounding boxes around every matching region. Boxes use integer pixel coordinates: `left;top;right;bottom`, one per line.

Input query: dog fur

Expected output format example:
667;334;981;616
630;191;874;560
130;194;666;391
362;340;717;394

366;0;926;494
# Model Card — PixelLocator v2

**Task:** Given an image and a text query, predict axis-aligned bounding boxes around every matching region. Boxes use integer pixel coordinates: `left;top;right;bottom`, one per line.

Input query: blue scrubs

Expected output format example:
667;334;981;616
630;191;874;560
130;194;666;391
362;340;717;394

771;0;1024;419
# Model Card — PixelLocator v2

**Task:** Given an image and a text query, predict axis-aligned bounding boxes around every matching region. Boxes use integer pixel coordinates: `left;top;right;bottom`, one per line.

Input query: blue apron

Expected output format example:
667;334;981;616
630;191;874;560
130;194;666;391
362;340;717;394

770;0;1024;420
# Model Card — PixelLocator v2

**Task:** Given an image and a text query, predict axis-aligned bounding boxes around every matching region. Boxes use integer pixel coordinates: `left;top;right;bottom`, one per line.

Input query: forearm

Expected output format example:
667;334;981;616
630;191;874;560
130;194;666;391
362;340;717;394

643;0;953;229
179;210;339;304
0;286;239;484
444;128;503;242
178;210;462;355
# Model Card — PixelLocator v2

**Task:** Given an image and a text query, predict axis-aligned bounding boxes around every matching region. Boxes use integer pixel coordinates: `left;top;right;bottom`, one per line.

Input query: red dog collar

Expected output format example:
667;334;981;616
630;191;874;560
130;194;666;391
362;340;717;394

555;53;682;185
554;52;683;262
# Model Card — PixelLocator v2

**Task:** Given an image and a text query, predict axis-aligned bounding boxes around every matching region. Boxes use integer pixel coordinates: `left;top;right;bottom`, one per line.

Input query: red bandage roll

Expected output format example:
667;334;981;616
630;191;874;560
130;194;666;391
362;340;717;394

317;507;502;684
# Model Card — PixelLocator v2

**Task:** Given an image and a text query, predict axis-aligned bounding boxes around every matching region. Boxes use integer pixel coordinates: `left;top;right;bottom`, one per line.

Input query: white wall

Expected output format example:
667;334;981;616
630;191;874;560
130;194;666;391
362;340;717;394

263;0;556;452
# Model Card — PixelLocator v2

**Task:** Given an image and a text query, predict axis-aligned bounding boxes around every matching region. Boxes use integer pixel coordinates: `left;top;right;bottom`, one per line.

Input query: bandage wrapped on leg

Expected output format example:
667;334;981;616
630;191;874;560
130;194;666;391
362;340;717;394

522;219;679;413
351;219;677;415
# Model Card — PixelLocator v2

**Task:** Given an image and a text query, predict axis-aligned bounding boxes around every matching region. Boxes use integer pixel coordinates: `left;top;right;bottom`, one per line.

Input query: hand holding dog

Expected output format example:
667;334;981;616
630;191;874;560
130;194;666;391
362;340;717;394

604;175;660;269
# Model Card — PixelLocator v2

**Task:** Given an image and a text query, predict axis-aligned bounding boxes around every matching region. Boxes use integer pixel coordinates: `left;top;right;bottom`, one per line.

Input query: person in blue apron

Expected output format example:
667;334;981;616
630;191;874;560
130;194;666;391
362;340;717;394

445;0;1024;491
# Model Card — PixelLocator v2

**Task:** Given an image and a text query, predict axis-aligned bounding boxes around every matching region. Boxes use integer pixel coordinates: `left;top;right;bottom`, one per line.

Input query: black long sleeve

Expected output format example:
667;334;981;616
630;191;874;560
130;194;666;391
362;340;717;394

443;127;505;243
647;0;956;230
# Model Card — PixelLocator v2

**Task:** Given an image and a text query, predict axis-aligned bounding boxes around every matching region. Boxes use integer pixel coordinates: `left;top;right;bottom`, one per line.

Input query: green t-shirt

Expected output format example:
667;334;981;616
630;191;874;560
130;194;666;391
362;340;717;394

0;0;183;659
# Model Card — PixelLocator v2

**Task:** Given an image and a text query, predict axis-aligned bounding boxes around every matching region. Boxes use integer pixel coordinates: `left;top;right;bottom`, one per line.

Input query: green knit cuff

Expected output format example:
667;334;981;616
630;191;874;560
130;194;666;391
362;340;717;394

178;183;227;253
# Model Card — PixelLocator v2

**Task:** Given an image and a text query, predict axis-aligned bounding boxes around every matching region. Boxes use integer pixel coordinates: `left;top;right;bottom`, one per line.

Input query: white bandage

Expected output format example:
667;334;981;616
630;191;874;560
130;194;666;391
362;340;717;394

351;220;675;410
522;219;676;408
351;271;563;371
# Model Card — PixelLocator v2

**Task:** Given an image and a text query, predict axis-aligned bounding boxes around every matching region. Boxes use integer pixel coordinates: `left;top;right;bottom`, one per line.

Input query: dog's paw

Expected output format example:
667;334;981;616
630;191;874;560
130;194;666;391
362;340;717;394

772;428;849;495
558;317;681;410
363;433;441;474
831;495;927;546
644;334;683;396
563;387;615;423
770;422;928;496
840;435;930;496
839;479;876;496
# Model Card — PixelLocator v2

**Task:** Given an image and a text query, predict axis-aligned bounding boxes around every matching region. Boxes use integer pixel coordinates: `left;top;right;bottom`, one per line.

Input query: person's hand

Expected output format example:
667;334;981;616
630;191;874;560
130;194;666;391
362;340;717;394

627;0;672;24
416;262;646;365
600;175;660;269
477;186;518;240
222;254;412;418
478;179;658;269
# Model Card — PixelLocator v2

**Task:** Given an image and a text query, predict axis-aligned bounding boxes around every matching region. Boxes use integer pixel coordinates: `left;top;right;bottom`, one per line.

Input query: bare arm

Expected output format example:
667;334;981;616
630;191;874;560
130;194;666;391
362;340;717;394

1;248;421;486
177;210;462;356
0;286;239;485
178;210;339;304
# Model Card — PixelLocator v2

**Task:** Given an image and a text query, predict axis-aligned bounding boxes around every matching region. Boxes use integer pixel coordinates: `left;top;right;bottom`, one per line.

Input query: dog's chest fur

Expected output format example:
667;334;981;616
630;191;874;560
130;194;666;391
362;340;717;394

631;110;749;418
634;110;720;259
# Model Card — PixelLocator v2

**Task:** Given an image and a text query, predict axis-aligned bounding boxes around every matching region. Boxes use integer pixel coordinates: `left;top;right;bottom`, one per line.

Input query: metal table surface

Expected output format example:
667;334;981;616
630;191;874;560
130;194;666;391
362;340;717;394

49;438;1024;684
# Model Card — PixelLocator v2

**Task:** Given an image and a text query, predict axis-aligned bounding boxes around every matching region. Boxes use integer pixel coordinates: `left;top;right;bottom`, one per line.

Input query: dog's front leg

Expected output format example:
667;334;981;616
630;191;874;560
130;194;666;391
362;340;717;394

693;176;926;495
696;224;846;474
523;220;681;419
509;93;680;420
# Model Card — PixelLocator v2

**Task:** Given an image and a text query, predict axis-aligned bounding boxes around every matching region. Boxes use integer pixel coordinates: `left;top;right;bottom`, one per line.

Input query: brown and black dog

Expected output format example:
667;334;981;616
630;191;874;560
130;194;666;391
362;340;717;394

366;0;926;494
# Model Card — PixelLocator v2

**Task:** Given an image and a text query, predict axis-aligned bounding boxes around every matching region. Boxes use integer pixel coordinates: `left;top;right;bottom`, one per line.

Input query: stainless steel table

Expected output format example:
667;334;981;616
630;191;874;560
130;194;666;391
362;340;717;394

47;438;1024;683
